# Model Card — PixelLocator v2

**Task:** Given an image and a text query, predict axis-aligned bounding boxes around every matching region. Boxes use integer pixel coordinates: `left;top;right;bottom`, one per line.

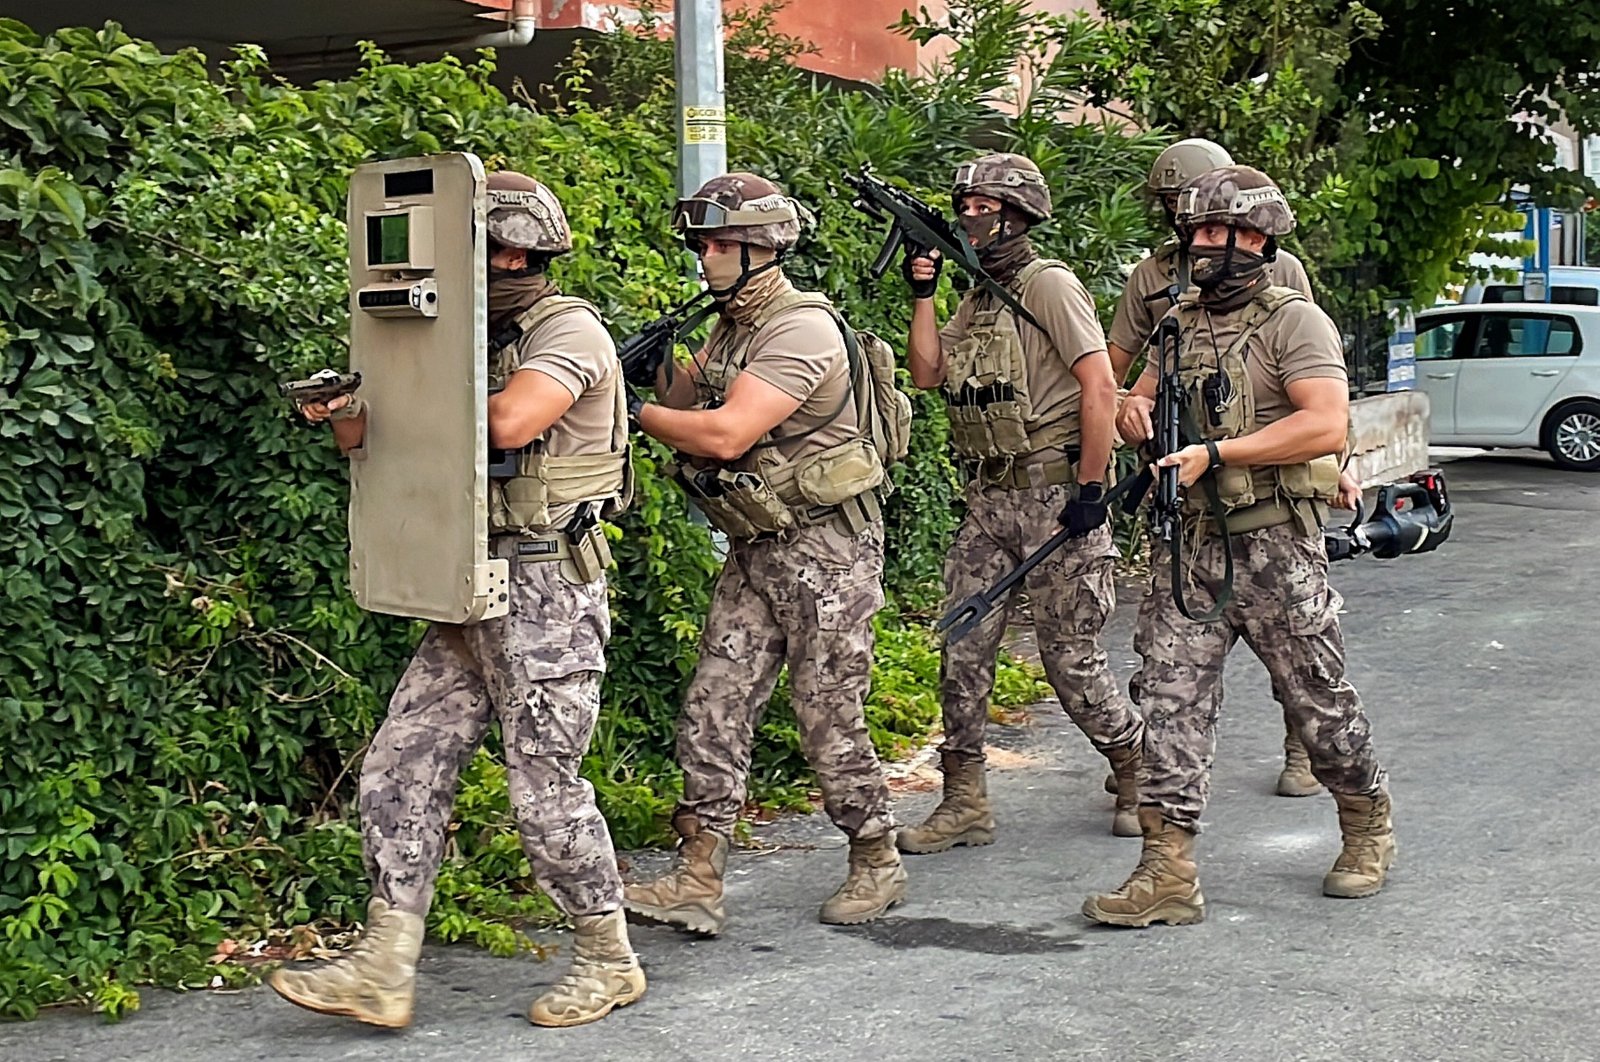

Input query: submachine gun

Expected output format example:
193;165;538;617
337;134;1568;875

936;330;1458;644
843;164;1043;331
615;289;719;388
936;310;1231;645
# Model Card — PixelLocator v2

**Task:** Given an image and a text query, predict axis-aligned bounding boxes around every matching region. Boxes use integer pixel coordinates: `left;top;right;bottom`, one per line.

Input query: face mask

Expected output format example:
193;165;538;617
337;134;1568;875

959;212;1006;252
1189;244;1268;289
700;249;747;300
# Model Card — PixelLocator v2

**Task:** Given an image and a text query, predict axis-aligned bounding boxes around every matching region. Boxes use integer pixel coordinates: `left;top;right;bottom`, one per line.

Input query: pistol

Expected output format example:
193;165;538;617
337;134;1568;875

280;369;362;408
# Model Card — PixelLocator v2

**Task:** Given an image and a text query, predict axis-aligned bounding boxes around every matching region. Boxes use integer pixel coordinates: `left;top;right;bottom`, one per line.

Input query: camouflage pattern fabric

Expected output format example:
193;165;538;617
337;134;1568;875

1135;523;1388;832
486;170;572;253
675;172;801;251
359;558;622;917
1175;165;1296;237
939;480;1143;762
674;522;896;840
951;152;1053;221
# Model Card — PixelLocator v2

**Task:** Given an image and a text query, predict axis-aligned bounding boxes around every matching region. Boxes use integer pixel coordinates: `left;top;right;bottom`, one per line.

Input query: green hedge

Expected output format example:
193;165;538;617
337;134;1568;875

0;2;1159;1020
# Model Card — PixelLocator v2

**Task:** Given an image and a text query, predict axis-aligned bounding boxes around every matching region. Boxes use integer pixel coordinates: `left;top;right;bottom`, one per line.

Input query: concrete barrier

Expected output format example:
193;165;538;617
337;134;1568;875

1346;391;1431;487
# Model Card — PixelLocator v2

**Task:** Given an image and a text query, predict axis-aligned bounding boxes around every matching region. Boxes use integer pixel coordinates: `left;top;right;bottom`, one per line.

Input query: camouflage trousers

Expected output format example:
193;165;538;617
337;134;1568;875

940;480;1142;764
675;521;896;841
1136;522;1388;832
359;557;622;918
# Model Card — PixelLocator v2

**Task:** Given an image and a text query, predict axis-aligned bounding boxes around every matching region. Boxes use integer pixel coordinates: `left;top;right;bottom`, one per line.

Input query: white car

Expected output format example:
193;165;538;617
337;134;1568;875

1413;303;1600;470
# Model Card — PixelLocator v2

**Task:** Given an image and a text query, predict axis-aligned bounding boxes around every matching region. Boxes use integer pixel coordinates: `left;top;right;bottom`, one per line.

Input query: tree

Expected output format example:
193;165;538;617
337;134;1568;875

1095;0;1600;309
1332;0;1600;303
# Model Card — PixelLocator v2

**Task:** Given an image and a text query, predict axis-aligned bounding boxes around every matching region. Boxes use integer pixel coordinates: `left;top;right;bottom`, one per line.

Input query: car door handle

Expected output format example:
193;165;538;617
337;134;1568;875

1530;369;1561;377
1425;372;1455;380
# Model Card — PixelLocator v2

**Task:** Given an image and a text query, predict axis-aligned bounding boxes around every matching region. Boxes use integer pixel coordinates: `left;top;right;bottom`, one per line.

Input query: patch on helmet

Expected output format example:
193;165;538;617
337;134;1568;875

1231;186;1286;213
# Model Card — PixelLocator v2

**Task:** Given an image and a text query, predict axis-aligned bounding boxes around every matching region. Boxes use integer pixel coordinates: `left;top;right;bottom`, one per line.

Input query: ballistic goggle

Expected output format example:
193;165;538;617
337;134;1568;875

671;193;800;232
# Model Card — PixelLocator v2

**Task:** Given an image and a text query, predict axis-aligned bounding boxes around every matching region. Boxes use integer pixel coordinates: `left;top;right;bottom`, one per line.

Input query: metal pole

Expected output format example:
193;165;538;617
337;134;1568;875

674;0;728;556
675;0;727;198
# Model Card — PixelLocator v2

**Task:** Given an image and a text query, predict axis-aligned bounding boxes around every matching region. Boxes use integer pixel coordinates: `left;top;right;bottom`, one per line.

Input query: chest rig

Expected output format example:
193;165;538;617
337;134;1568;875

682;292;884;541
1173;285;1341;533
487;296;633;540
942;259;1080;476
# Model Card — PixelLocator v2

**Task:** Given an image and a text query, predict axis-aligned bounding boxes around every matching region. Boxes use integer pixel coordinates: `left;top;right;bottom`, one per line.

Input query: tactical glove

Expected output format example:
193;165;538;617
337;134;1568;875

902;250;942;300
622;341;668;388
1059;481;1108;537
626;389;645;432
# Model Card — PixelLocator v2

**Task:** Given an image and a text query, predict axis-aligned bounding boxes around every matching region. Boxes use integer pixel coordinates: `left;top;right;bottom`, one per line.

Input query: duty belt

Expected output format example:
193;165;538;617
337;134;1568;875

490;531;572;564
969;448;1080;490
748;489;882;543
1202;496;1327;538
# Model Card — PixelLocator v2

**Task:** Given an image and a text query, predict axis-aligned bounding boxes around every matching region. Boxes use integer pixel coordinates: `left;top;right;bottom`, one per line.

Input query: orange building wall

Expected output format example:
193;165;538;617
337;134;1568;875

466;0;1100;84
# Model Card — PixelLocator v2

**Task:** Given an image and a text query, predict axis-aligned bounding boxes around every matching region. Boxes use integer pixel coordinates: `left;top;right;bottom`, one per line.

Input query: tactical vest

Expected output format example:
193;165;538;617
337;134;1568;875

942;258;1079;461
682;291;887;540
487;295;633;536
1172;285;1341;526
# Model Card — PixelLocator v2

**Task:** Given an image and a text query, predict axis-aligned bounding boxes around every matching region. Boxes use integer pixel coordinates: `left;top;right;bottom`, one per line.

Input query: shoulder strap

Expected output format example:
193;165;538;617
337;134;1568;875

748;289;833;332
1221;285;1307;367
1013;257;1068;291
1254;284;1307;312
745;293;864;452
488;295;603;356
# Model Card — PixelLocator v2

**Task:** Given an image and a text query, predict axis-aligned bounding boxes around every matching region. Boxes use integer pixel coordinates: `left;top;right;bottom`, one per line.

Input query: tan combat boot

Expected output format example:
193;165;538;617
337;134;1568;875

820;833;908;925
1103;741;1143;838
1322;792;1396;898
527;910;647;1027
622;815;728;936
269;898;425;1028
1081;807;1206;927
896;752;995;854
1277;723;1323;797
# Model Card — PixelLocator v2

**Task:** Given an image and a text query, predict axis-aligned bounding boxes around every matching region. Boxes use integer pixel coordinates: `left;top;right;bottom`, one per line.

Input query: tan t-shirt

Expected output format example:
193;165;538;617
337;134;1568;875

1109;243;1313;355
511;304;624;521
1140;295;1346;431
937;263;1104;458
694;301;859;467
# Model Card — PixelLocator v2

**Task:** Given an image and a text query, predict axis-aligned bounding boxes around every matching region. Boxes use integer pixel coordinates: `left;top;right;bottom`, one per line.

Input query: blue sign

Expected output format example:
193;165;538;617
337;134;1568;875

1386;305;1416;392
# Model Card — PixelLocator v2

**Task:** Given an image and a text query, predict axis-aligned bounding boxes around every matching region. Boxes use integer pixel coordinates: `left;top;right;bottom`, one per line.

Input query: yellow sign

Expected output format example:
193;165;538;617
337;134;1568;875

683;105;726;144
684;124;726;144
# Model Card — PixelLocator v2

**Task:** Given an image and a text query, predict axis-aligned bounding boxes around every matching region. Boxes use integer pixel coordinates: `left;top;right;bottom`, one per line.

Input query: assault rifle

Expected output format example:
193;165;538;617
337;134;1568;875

843;164;1042;330
1325;469;1454;562
935;474;1144;644
616;290;719;388
1116;314;1235;623
937;314;1231;644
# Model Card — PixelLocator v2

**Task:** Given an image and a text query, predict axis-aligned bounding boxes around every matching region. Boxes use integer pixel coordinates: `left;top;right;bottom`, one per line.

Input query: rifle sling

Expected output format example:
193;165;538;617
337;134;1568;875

1169;405;1233;623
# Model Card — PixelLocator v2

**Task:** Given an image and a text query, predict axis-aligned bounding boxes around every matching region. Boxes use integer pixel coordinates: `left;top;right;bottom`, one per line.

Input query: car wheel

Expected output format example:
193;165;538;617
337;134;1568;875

1545;400;1600;471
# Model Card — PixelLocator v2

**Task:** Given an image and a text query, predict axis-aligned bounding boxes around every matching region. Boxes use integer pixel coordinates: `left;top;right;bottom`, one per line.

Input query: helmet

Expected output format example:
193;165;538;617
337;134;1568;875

485;171;572;254
672;172;803;251
1174;165;1296;236
951;153;1052;222
1147;138;1235;195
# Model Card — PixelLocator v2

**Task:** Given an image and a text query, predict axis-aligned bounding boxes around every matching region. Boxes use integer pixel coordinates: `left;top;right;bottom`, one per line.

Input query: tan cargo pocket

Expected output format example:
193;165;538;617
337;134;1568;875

695;473;794;538
815;577;885;632
1212;465;1258;511
1278;454;1341;503
1286;587;1342;636
983;400;1032;456
794;440;885;507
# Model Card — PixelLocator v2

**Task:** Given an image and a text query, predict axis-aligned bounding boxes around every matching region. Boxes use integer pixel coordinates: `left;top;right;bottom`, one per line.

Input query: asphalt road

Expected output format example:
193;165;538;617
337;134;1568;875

5;452;1597;1062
